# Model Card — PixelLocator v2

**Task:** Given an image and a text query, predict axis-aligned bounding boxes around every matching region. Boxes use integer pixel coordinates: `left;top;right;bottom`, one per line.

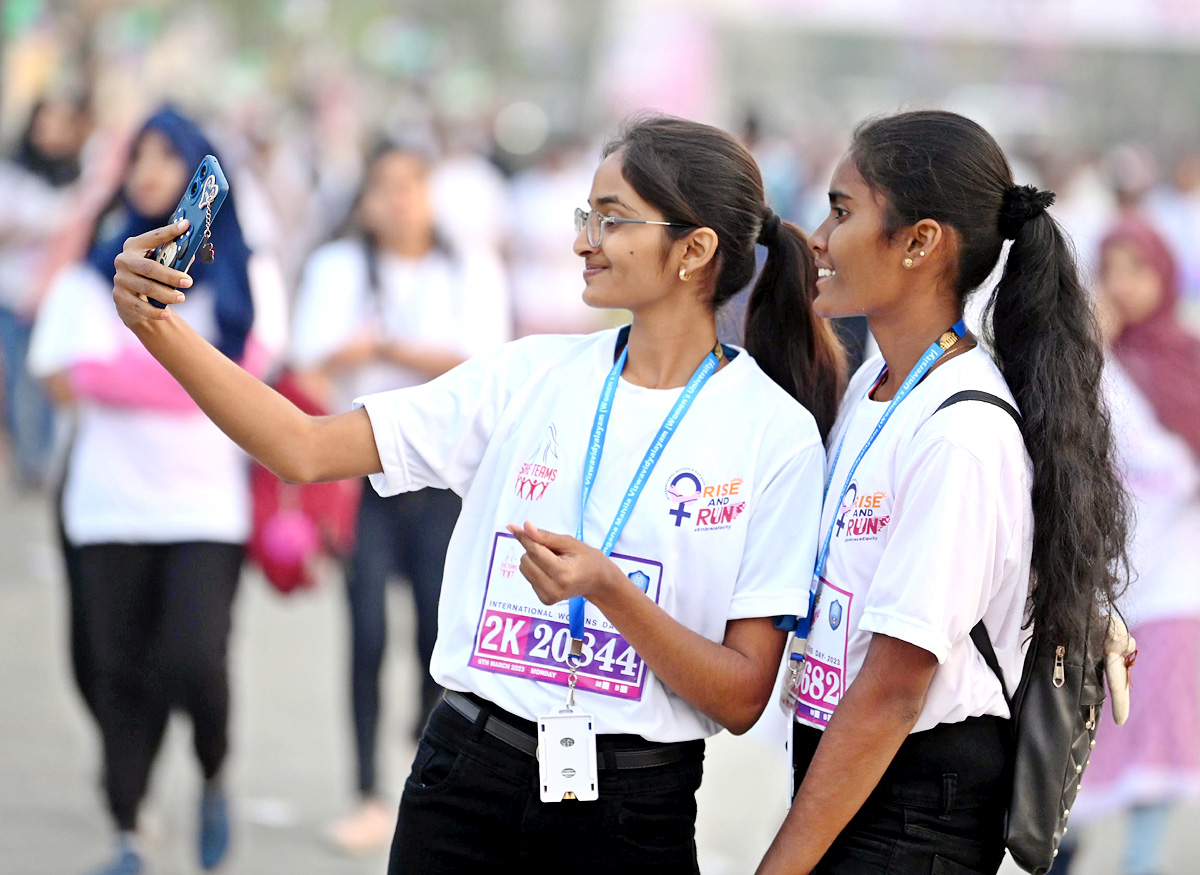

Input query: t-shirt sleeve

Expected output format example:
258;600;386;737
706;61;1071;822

727;433;825;621
354;336;552;497
857;437;1003;663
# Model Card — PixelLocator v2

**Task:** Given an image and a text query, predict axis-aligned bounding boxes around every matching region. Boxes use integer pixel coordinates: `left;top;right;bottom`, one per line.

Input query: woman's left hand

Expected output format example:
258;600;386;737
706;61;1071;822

506;522;622;605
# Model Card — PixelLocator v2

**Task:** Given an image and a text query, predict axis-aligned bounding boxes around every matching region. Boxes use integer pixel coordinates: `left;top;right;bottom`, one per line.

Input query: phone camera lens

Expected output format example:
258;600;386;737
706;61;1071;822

190;181;199;197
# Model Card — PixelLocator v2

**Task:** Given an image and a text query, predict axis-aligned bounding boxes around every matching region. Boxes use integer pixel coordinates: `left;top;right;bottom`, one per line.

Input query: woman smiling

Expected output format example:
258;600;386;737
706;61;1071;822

108;115;843;873
760;111;1129;875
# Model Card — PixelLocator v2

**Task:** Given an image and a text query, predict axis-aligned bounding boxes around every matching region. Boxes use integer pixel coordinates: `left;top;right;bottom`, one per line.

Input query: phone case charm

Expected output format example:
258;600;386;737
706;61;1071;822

197;173;218;264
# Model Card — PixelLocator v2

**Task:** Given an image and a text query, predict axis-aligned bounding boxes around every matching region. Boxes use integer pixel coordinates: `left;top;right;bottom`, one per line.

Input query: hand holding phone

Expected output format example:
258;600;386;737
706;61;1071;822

148;155;229;307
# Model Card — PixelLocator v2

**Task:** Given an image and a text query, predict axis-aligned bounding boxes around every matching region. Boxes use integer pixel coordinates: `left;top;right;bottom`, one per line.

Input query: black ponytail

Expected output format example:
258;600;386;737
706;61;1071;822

604;115;845;438
852;110;1129;648
747;217;845;440
985;210;1129;647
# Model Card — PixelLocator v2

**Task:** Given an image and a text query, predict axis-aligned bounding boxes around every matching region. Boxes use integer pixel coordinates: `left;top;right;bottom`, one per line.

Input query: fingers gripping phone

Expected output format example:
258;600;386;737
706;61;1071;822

148;154;229;308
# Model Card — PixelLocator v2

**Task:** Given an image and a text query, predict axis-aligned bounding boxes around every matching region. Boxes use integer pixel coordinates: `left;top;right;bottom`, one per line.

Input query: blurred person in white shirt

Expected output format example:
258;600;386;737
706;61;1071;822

29;105;287;875
508;139;612;336
432;121;509;261
0;95;90;487
290;140;512;853
1054;217;1200;875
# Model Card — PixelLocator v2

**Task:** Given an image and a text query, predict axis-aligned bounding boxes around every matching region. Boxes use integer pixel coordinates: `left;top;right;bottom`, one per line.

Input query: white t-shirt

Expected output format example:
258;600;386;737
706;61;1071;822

290;238;511;412
1104;358;1200;624
507;158;611;336
28;261;278;546
356;328;825;741
432;153;509;259
797;347;1033;734
0;161;80;313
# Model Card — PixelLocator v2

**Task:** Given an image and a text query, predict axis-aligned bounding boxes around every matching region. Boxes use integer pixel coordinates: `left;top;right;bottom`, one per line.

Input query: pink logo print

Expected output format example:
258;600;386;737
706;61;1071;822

514;424;560;501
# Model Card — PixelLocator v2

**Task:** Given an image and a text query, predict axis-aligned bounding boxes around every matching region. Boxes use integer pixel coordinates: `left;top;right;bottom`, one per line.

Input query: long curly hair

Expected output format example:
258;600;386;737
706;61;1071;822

851;110;1130;649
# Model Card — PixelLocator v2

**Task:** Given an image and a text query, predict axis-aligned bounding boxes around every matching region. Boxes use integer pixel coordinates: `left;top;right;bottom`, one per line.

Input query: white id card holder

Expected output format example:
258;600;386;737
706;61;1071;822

537;708;599;803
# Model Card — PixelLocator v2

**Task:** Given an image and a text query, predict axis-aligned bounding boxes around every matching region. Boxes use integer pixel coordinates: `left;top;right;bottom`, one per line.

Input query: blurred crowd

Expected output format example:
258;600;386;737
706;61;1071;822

6;85;1200;865
7;86;1200;490
5;6;1200;875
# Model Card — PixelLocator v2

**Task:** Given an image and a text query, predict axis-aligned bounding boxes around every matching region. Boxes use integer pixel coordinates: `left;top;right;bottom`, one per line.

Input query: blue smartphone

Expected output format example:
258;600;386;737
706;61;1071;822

149;154;229;307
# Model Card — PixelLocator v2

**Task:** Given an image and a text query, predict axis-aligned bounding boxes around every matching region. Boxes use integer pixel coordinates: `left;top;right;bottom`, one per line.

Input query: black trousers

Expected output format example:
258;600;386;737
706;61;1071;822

793;717;1009;875
55;477;96;720
388;695;705;874
75;541;243;831
346;485;460;796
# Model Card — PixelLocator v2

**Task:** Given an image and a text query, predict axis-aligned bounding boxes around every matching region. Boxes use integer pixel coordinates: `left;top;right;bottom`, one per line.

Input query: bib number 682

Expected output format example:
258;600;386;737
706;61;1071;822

799;659;842;706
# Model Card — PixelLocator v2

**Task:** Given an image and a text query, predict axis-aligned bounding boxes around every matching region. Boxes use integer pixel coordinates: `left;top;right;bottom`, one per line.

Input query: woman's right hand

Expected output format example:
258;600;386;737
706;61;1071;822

112;220;195;329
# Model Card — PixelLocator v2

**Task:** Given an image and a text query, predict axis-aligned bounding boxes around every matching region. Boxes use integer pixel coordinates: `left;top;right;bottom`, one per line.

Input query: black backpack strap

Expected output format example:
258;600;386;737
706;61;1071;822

970;621;1012;709
935;390;1023;427
936;390;1022;712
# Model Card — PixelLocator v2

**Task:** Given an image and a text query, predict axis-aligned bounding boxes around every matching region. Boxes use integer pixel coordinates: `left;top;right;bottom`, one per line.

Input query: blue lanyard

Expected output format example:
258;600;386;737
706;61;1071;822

568;339;721;657
780;320;967;642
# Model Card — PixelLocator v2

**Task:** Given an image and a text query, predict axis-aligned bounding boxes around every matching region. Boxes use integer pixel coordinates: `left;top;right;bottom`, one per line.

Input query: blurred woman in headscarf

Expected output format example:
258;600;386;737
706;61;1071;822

0;94;90;487
29;105;286;875
1055;217;1200;875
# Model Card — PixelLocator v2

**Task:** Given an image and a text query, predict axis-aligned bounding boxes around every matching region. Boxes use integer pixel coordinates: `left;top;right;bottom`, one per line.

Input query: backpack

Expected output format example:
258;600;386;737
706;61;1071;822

935;390;1107;875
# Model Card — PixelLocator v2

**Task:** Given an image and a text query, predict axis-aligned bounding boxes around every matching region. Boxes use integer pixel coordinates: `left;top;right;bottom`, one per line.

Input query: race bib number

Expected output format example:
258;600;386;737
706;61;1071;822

794;579;852;729
468;532;663;701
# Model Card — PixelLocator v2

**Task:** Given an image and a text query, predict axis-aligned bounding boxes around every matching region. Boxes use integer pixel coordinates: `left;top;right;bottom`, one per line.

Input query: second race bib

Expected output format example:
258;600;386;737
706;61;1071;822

794;578;852;729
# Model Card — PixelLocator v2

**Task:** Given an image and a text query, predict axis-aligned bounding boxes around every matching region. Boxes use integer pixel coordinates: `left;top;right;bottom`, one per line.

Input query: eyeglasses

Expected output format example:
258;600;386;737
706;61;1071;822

574;207;694;247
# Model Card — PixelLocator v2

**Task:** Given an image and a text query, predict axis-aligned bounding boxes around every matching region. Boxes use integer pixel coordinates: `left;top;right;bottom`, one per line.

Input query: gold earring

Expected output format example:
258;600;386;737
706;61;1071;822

903;257;914;269
679;266;689;281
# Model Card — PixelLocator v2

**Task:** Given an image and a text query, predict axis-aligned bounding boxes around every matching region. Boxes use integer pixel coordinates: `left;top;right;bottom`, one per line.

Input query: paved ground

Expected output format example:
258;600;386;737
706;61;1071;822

0;476;1195;874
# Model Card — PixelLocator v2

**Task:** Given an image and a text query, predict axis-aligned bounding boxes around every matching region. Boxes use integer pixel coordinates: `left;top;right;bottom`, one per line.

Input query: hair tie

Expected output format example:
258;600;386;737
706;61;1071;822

758;209;782;246
999;184;1055;240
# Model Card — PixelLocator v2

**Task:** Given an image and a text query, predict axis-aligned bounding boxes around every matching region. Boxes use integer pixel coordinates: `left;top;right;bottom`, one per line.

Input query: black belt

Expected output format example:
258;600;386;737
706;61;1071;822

443;690;695;771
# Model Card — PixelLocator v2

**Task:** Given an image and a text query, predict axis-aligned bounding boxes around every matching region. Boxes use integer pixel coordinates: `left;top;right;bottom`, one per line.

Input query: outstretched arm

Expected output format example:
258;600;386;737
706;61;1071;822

112;221;381;483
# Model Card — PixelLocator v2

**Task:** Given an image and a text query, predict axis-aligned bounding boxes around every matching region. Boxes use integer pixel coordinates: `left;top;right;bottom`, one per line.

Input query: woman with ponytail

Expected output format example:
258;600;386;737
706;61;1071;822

108;113;844;872
759;110;1129;874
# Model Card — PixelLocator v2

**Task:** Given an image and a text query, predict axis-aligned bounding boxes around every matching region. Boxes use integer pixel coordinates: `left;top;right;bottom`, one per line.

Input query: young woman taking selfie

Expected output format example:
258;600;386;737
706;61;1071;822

110;115;843;874
758;110;1129;875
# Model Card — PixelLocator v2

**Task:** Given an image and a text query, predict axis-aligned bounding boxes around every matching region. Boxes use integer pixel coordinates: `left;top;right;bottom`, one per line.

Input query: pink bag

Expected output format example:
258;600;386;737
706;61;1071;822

247;373;360;594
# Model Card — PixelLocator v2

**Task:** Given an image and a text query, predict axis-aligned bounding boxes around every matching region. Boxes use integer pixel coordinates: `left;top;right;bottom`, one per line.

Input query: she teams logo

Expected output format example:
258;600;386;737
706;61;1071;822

498;545;522;579
514;424;560;500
